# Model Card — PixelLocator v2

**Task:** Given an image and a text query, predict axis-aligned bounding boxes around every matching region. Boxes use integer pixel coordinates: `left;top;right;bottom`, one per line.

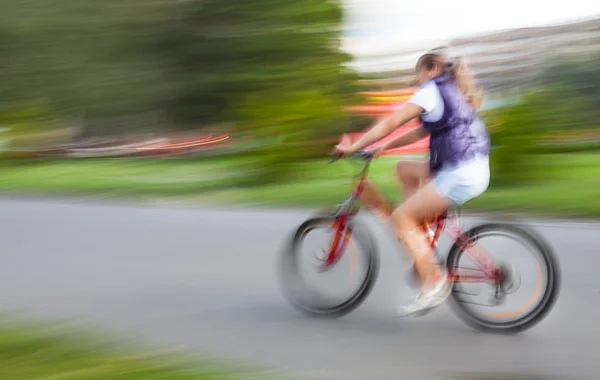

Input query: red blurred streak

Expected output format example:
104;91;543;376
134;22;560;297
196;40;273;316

339;119;429;156
140;134;215;149
135;134;229;151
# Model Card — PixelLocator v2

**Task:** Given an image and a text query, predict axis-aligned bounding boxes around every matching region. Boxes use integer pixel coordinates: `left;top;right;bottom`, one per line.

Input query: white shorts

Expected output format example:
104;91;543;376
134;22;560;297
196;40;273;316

429;155;490;206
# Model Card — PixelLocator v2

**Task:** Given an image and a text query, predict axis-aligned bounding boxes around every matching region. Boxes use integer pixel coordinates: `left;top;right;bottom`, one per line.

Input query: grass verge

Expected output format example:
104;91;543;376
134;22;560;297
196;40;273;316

0;317;275;380
0;152;598;217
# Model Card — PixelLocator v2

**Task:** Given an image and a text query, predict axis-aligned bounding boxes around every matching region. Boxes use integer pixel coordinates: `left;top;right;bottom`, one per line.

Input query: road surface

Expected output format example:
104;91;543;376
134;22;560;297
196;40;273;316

0;198;598;380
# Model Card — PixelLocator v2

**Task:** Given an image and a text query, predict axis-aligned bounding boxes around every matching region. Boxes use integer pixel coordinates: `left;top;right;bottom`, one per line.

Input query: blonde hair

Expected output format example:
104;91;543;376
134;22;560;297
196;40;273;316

416;52;482;110
428;46;449;59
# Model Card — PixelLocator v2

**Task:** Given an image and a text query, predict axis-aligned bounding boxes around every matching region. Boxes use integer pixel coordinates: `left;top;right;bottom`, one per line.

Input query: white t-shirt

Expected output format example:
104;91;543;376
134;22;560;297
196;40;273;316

407;81;444;122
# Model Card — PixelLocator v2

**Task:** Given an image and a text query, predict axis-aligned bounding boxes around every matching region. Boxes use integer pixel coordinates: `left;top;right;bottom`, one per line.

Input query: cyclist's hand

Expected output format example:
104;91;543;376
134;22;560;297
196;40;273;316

332;144;355;159
365;145;385;158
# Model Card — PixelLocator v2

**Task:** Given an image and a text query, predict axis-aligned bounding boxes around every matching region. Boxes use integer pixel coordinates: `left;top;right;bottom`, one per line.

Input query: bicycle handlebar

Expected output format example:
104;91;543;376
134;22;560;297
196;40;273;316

329;149;374;163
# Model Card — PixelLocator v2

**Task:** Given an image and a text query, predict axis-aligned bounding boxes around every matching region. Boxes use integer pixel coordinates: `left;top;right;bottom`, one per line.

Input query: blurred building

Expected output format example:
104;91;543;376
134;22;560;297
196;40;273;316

349;17;600;96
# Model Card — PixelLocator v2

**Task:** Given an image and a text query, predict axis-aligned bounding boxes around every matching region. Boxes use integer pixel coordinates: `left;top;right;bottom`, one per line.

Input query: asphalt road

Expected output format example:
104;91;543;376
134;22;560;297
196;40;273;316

0;198;598;380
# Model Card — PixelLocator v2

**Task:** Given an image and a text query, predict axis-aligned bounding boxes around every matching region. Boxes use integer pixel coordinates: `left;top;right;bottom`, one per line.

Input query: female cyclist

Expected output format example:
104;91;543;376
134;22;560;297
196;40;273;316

335;51;491;316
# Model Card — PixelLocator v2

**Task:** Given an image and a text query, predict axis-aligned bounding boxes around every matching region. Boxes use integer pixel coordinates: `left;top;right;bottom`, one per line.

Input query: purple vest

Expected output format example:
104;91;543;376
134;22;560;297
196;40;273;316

419;71;490;174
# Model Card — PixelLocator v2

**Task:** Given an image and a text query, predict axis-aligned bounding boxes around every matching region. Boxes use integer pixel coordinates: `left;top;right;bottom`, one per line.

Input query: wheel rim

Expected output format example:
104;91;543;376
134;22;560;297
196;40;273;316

448;228;556;329
281;217;376;315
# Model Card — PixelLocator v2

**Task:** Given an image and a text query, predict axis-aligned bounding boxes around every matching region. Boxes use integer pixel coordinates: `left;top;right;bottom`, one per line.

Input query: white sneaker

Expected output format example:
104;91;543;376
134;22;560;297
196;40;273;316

397;272;451;317
426;228;437;248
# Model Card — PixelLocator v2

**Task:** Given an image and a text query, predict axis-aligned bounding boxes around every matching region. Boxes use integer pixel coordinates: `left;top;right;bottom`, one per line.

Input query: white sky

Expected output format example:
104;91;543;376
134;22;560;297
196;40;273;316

342;0;600;56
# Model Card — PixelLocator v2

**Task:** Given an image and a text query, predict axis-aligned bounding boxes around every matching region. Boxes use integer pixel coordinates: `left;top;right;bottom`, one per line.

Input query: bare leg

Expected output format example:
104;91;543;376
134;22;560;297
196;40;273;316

391;186;450;281
361;160;429;216
390;185;453;316
359;180;394;220
396;160;430;201
395;160;436;235
360;160;429;222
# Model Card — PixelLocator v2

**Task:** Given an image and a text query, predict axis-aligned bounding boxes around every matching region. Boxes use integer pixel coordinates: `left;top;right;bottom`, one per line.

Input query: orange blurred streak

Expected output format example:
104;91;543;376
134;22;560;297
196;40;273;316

135;134;229;151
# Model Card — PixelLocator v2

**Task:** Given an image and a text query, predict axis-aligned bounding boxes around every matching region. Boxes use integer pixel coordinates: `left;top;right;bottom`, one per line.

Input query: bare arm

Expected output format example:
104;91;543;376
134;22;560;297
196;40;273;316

347;103;424;153
380;125;429;151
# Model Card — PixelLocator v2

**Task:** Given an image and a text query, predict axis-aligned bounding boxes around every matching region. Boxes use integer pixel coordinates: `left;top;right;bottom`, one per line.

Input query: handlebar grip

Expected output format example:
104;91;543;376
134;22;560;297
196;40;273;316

354;150;374;160
328;149;374;163
328;152;342;163
329;146;346;162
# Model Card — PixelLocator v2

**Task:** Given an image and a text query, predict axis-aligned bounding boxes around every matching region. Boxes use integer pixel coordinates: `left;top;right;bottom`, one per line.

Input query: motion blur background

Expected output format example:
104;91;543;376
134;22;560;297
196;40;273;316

1;1;600;380
1;0;600;216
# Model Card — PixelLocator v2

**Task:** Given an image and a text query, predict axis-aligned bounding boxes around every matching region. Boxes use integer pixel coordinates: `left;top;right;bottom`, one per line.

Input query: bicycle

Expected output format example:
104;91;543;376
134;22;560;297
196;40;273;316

278;150;561;334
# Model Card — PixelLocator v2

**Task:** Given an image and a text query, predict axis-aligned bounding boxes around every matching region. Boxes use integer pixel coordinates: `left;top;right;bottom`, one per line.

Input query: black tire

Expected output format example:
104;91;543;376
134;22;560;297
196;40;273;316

445;222;561;334
277;214;379;318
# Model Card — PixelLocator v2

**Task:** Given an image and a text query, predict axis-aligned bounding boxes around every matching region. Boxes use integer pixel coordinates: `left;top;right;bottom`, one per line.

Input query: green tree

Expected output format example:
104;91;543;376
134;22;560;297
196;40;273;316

0;0;360;166
485;54;600;187
159;0;360;183
0;0;175;137
485;93;543;187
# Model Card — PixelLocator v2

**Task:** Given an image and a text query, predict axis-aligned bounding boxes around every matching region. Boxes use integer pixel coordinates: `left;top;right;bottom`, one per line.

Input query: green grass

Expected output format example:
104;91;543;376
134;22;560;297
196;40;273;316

0;156;246;197
1;152;600;217
190;153;600;218
0;318;273;380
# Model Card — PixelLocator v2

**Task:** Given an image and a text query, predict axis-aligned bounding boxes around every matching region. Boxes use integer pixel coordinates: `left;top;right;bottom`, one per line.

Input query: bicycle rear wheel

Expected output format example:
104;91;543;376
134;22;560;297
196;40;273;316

446;222;560;334
278;214;379;318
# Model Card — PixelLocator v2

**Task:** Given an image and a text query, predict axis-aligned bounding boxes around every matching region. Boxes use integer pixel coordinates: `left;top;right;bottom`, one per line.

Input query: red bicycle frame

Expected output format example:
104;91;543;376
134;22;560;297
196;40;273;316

320;164;368;268
322;156;500;284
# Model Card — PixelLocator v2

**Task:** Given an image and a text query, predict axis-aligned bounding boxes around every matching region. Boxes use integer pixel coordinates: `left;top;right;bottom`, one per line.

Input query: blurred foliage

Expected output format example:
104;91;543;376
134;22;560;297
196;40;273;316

485;95;542;187
486;54;600;187
0;1;175;131
0;320;268;379
0;99;64;150
158;0;360;183
541;56;600;109
0;0;359;184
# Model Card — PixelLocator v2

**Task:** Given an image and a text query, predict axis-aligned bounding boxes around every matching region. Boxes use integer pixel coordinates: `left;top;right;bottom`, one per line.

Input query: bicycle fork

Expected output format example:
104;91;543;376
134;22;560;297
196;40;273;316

321;213;352;269
322;182;365;269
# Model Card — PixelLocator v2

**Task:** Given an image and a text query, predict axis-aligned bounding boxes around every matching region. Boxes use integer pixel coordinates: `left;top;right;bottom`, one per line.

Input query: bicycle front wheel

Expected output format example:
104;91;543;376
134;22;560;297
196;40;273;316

278;214;379;318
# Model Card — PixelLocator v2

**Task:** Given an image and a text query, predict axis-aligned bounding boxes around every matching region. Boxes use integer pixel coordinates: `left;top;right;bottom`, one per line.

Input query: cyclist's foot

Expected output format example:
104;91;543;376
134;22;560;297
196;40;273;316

397;271;451;317
426;227;437;247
